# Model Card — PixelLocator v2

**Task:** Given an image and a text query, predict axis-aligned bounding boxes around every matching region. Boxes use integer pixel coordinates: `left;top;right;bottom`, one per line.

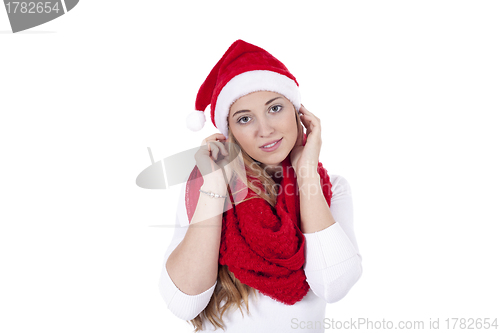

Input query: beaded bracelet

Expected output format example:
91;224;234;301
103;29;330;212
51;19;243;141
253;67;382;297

199;189;228;199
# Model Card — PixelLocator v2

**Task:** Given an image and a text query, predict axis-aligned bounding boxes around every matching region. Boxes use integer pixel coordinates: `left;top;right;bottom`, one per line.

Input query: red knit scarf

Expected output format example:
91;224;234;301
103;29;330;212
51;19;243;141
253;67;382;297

185;155;333;305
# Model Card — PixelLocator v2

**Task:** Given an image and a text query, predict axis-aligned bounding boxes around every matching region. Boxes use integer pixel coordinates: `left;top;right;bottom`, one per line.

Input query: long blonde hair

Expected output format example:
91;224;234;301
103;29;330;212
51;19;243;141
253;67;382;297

188;109;301;331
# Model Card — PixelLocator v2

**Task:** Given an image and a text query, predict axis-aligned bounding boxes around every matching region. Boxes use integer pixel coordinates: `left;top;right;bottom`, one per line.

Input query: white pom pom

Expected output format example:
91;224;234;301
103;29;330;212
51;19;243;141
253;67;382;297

186;110;206;131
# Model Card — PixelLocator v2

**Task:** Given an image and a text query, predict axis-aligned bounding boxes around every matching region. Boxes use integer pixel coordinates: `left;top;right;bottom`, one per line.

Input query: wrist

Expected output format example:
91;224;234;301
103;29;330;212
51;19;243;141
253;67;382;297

201;176;227;194
296;164;319;181
297;170;320;190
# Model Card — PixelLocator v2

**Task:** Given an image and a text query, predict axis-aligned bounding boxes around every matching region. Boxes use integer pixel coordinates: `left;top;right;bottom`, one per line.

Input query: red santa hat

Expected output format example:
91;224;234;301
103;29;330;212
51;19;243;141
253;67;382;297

186;39;301;138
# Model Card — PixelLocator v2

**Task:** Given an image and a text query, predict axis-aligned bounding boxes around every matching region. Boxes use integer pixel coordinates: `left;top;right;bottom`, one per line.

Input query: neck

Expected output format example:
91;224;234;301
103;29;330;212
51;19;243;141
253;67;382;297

261;162;283;182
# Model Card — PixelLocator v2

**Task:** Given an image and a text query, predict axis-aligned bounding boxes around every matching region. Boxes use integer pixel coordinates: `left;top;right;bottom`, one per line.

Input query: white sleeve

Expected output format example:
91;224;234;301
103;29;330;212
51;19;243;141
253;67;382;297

158;180;217;321
303;174;363;303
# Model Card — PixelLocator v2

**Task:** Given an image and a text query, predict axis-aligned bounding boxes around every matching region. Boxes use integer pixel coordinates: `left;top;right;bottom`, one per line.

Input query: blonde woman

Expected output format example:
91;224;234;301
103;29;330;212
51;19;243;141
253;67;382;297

159;39;362;332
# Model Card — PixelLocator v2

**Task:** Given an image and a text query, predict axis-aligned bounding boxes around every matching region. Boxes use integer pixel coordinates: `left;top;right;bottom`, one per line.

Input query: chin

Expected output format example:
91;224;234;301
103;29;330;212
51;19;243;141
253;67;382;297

256;150;291;166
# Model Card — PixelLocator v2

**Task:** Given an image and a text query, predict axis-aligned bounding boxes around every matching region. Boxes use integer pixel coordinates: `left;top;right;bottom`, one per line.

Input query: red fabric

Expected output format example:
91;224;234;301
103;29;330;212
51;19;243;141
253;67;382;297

185;151;333;305
195;39;299;128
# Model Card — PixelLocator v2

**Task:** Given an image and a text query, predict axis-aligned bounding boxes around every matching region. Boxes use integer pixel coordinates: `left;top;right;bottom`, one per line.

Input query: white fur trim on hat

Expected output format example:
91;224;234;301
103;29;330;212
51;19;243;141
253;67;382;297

186;110;206;131
214;70;301;138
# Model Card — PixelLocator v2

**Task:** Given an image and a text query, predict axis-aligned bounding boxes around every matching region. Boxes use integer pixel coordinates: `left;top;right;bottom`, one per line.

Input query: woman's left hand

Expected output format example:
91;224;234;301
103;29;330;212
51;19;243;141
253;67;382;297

290;105;322;179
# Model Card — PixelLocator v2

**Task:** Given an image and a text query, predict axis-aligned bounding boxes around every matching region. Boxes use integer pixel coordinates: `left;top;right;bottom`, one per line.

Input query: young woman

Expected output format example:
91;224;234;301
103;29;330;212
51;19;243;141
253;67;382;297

159;39;362;332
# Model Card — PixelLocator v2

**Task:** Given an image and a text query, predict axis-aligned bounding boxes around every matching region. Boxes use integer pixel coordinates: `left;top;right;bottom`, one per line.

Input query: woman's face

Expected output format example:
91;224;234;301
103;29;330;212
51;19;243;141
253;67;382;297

228;91;299;167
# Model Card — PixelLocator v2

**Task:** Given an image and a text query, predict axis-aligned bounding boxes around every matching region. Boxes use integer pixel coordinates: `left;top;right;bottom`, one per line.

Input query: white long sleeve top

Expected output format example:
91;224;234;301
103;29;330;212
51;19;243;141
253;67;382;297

158;174;362;332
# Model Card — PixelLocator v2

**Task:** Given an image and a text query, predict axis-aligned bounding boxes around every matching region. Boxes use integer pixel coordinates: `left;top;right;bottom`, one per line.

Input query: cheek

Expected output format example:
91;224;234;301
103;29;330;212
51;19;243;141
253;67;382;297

286;113;299;136
232;128;253;151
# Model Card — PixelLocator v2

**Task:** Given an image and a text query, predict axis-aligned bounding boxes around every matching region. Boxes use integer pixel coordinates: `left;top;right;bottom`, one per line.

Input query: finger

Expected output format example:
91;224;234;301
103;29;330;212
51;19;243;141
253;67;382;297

208;133;226;139
300;105;319;121
299;113;309;124
299;104;308;115
215;133;227;140
299;111;309;128
201;133;227;146
300;114;312;130
303;119;314;138
209;142;220;160
209;140;228;156
299;111;316;124
301;113;319;129
300;112;314;121
211;133;227;144
300;104;313;115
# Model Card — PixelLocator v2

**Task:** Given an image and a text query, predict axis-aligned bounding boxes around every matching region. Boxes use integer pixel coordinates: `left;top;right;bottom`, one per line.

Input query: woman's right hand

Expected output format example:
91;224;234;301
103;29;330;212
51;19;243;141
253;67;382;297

194;133;232;189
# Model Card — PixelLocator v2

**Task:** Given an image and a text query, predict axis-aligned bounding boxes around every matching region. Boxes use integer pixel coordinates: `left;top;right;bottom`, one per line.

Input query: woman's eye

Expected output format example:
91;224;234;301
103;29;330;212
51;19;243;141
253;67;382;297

237;105;281;124
238;116;250;124
270;105;282;113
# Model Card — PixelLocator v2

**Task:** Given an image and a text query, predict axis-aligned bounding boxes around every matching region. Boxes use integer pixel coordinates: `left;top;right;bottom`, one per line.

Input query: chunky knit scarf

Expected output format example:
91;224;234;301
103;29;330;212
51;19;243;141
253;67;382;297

185;154;333;305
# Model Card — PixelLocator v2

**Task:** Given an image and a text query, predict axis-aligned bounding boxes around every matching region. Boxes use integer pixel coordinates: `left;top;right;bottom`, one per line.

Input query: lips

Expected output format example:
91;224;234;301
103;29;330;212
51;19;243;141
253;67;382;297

260;138;282;148
259;138;283;153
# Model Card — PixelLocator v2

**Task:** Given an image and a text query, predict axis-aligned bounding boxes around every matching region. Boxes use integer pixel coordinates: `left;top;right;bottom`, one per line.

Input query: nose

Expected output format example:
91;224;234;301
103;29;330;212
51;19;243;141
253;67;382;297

257;117;274;137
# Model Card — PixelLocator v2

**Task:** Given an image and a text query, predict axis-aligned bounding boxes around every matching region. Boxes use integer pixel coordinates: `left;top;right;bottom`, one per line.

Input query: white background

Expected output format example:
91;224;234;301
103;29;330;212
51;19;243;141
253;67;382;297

1;1;499;332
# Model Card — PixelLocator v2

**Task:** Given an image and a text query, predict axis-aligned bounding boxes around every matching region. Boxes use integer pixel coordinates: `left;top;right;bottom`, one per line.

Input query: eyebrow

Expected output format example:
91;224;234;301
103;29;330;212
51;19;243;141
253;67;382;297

231;97;283;118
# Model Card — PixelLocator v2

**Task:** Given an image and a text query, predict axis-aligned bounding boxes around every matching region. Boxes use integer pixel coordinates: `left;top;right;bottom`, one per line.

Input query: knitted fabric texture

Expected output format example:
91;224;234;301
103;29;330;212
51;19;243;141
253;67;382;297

185;154;333;305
